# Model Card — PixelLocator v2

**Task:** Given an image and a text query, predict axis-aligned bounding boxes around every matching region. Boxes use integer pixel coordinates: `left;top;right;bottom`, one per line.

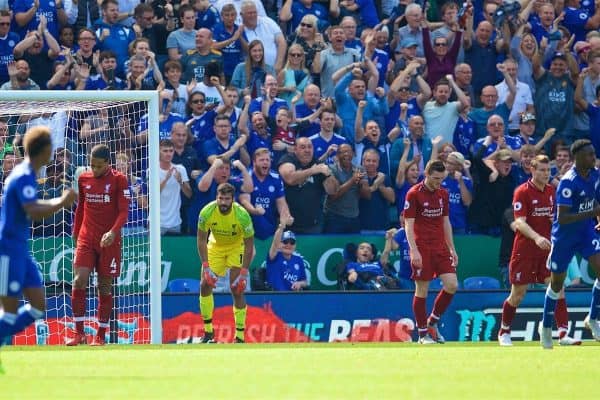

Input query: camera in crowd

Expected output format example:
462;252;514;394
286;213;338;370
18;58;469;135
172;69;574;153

493;1;522;29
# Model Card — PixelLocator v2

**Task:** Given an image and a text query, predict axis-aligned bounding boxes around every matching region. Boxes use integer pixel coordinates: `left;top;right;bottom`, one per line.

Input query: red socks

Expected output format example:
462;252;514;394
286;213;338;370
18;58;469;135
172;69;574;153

499;300;517;335
413;296;427;336
429;290;454;325
97;294;113;338
71;288;86;334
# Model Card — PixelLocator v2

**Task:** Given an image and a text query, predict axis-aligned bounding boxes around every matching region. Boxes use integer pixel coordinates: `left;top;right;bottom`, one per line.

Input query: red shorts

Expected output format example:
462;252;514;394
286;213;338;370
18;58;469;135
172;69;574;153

74;238;122;277
411;247;455;281
509;254;549;285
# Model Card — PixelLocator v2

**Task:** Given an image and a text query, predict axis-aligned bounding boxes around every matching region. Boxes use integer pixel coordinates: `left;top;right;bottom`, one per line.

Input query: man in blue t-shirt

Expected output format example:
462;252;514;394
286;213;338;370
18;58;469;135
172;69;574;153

0;11;18;86
94;0;135;78
541;139;600;348
575;68;600;155
441;151;473;233
0;126;76;360
266;224;308;291
239;148;291;240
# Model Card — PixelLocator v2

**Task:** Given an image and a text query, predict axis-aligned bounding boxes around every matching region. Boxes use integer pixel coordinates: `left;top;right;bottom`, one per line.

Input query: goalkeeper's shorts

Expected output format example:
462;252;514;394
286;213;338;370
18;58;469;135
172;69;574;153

207;245;244;277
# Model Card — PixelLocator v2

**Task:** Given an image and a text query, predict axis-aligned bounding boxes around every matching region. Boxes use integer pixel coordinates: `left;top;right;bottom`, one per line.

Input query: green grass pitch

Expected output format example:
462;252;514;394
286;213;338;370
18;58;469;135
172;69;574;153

1;342;599;399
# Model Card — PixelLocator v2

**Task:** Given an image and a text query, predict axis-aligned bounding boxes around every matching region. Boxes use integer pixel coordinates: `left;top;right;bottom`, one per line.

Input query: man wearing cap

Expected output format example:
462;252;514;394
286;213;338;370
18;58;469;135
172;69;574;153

533;50;578;142
441;151;473;234
266;215;308;291
469;136;517;235
514;112;557;153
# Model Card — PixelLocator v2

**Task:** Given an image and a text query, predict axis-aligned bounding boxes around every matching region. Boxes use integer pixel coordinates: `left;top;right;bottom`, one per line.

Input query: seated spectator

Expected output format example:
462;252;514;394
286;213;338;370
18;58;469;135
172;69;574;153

355;101;398;177
181;28;223;83
159;139;193;235
125;38;164;90
77;50;126;90
323;144;369;233
239;148;291;240
33;162;72;237
441;151;473;234
231;39;276;99
469;144;517;236
13;16;60;90
277;44;312;108
47;58;78;90
266;221;309;291
136;90;186;143
387;225;415;290
0;60;40;90
211;4;244;84
345;242;396;290
278;137;336;234
359;149;395;232
550;145;573;187
166;4;198;61
95;0;136;78
191;61;227;106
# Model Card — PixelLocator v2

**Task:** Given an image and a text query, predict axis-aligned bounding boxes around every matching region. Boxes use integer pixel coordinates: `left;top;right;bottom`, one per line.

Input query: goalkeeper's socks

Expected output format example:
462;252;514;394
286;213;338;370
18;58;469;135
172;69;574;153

590;279;600;320
12;304;44;334
200;294;214;333
0;312;17;339
233;306;247;342
542;286;560;328
71;288;86;333
555;298;569;330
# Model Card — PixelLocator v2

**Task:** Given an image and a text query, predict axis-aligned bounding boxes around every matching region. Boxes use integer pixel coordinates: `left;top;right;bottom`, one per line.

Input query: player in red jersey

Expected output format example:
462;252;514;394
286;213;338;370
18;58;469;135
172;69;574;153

498;155;581;346
66;144;130;346
403;160;458;344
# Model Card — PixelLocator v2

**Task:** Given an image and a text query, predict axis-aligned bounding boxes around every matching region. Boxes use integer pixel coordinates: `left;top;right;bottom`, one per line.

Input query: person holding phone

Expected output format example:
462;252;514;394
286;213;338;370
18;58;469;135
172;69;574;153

76;50;125;90
323;143;370;233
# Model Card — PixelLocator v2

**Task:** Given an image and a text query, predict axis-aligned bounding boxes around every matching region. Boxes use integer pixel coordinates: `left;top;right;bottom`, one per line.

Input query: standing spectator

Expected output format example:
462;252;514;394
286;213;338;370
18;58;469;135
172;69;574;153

313;25;361;98
359;149;395;232
278;44;312;108
95;0;136;78
562;0;600;43
323;143;369;233
192;0;221;29
388;226;415;290
450;63;475;103
240;1;287;72
203;114;249;167
472;115;521;158
163;60;189;117
13;16;61;90
181;28;224;83
159;139;192;235
294;83;323;137
289;14;327;76
266;222;309;291
278;137;336;234
495;59;534;133
76;50;125;90
355;101;397;177
115;152;148;235
166;4;197;61
390;115;433;178
279;0;333;33
575;67;600;155
13;0;67;40
215;0;267;25
422;76;470;145
393;3;424;58
533;51;578;143
239;148;291;240
469;143;517;236
422;21;463;89
0;10;18;86
73;29;98;76
231;39;275;98
248;74;288;119
404;160;459;344
212;4;245;84
309;108;348;165
0;60;40;90
339;16;361;51
441;151;473;234
132;3;172;64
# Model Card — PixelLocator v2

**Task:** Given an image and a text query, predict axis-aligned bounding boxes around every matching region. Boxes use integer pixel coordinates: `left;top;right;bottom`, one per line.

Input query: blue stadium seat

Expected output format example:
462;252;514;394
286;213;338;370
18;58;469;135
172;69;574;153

463;276;501;290
167;278;200;293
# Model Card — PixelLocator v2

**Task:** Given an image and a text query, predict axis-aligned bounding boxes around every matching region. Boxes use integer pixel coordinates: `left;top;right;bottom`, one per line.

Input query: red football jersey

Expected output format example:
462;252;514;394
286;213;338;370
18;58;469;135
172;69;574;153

512;180;555;258
403;182;449;247
73;168;130;241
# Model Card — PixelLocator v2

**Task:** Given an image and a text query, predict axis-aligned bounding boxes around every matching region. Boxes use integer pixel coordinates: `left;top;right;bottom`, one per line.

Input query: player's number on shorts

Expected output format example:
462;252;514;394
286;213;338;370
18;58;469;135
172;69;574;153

109;258;117;274
593;239;600;251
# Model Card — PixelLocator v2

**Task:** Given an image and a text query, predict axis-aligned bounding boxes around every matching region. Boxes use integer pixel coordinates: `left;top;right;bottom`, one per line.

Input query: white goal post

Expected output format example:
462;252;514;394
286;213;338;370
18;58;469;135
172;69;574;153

0;90;162;345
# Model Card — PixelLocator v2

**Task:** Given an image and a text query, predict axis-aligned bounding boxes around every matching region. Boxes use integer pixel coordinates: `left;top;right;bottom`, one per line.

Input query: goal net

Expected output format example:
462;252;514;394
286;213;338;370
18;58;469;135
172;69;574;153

0;91;161;345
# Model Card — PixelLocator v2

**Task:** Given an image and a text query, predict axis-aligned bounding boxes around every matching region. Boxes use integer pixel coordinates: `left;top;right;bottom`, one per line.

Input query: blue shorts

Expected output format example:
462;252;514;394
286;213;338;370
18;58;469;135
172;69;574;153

548;228;600;273
0;251;43;297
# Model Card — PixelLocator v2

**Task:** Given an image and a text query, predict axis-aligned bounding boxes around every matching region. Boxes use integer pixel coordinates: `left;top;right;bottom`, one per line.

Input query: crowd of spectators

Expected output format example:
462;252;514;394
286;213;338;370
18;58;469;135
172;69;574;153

1;0;599;291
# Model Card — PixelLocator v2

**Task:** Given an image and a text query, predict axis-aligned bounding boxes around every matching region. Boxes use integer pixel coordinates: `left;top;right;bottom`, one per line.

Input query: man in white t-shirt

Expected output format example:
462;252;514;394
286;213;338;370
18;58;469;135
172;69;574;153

215;0;267;24
495;59;534;133
240;1;287;71
159;138;193;235
422;75;470;144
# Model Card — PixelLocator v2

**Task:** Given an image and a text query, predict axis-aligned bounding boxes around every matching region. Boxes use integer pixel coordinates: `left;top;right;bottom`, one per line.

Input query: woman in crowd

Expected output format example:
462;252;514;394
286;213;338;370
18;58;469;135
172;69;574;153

230;40;275;99
277;44;312;107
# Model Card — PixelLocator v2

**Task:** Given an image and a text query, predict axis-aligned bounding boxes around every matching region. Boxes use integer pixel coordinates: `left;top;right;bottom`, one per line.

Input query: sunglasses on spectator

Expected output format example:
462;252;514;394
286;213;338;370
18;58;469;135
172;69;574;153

434;42;448;47
282;239;296;245
0;22;10;26
300;23;313;28
488;121;504;127
192;99;205;104
289;53;304;58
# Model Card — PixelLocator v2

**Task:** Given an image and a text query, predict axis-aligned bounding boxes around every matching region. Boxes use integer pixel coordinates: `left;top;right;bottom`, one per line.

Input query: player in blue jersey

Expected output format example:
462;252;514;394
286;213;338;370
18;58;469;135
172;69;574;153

0;126;76;370
541;139;600;348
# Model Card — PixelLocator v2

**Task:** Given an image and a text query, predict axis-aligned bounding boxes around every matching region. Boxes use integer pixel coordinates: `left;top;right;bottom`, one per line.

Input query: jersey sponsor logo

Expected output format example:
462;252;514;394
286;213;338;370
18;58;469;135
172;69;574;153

579;199;594;213
561;188;572;198
105;184;111;193
404;200;410;210
513;201;522;211
22;185;36;199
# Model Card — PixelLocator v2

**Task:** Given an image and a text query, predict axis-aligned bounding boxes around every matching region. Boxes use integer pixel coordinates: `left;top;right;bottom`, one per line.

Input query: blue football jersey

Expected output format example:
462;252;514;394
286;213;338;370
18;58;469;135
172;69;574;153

0;161;38;249
249;170;285;240
551;166;600;242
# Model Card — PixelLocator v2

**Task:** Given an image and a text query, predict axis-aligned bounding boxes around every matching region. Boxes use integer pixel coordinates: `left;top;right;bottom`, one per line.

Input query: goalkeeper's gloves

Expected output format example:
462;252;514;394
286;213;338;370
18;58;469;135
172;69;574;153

230;268;248;294
202;263;218;288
